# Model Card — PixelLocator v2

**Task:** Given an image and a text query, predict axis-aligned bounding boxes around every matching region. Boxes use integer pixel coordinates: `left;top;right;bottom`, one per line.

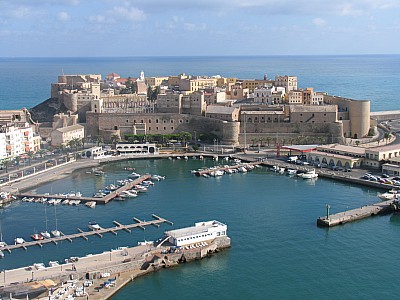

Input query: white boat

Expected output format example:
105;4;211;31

298;169;318;179
49;260;60;267
85;201;96;208
151;175;165;181
41;231;51;239
120;190;138;198
14;237;25;244
134;185;148;192
128;172;141;178
287;169;297;175
0;250;4;259
142;180;154;186
378;189;399;200
138;240;153;246
88;221;101;231
94;170;105;176
0;241;7;248
93;192;105;198
51;230;61;237
53;199;62;205
62;199;70;205
34;263;46;270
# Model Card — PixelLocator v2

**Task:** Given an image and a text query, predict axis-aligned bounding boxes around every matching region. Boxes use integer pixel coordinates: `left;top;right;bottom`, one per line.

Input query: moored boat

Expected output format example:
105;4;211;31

14;237;25;244
88;221;101;231
31;233;44;241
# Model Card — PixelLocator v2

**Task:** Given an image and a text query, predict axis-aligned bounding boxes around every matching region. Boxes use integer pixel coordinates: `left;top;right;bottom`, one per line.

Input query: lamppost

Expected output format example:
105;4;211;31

194;131;197;142
243;112;247;151
213;138;216;153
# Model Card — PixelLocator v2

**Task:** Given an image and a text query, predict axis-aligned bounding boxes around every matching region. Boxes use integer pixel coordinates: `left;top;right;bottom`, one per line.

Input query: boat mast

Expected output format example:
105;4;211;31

54;205;58;231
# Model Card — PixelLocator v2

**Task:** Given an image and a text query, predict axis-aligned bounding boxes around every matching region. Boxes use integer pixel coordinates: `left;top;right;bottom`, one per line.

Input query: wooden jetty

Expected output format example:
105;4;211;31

317;200;394;227
17;175;151;204
1;214;172;253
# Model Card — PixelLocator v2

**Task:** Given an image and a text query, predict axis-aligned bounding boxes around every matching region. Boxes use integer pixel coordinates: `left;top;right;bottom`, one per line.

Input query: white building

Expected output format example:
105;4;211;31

253;86;286;104
116;143;159;155
164;220;227;247
0;123;38;160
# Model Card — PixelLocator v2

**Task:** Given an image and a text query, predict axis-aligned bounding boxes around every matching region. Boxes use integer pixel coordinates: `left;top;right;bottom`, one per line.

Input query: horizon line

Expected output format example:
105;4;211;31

0;53;399;59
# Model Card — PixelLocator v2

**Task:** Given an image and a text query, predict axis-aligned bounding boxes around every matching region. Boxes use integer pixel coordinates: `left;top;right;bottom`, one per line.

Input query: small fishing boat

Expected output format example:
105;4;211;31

14;237;25;244
85;201;96;208
31;233;44;241
88;221;101;231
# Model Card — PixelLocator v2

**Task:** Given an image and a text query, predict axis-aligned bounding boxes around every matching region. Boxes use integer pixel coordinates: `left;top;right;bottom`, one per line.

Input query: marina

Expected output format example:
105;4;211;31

16;174;152;204
0;214;172;254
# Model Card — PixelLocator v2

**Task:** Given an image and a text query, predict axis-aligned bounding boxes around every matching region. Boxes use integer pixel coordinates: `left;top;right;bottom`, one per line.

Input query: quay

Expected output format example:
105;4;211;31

317;200;394;227
1;214;171;253
0;220;231;300
16;175;151;204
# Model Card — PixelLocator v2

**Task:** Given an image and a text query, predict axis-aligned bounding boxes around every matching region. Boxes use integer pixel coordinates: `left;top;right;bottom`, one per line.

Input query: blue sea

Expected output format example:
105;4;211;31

0;56;400;299
0;55;399;112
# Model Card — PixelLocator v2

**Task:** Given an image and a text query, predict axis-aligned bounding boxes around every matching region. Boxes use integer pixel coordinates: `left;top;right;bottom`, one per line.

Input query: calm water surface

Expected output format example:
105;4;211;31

0;158;397;299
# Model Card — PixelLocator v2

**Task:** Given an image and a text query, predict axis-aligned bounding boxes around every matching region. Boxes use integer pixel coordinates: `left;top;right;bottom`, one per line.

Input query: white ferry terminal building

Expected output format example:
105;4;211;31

164;220;227;247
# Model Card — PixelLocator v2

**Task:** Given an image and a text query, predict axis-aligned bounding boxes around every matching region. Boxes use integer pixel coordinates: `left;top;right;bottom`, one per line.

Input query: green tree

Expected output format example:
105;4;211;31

355;140;360;147
192;144;199;152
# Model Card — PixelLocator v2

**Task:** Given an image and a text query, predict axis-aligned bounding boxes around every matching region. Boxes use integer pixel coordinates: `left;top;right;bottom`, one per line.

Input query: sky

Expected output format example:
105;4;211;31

0;0;399;57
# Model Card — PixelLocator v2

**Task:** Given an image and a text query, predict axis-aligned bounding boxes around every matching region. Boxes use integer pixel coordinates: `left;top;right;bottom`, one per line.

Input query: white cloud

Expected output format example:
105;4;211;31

10;6;34;18
312;18;327;27
338;3;364;16
183;22;207;31
112;6;146;22
57;12;70;22
88;15;106;23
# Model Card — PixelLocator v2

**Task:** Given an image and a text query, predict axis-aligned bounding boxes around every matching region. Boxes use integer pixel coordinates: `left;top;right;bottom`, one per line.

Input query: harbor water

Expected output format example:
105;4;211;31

0;55;400;298
0;158;398;299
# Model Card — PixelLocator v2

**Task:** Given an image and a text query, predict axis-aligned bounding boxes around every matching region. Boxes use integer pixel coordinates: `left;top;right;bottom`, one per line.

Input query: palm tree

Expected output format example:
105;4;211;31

179;132;192;147
384;132;392;144
95;135;103;146
111;134;120;149
26;151;34;166
37;149;46;161
251;138;258;147
2;159;10;173
265;137;272;147
80;137;86;149
14;156;21;170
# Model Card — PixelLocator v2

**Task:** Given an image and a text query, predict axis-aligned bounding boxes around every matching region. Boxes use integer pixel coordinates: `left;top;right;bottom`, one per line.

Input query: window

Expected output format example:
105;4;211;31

171;127;174;130
164;127;166;130
171;120;174;123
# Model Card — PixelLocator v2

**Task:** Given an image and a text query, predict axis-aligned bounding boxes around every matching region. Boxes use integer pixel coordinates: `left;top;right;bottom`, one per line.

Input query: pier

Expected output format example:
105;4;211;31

317;200;394;227
1;214;171;253
16;175;151;204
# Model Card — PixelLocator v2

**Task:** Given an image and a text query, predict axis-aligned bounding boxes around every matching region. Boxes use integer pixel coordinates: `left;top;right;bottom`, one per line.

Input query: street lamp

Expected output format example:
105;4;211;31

213;138;216;152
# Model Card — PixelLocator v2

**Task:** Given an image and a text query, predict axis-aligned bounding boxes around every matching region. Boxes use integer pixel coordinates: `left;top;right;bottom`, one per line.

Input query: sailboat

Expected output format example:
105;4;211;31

51;205;61;237
0;217;6;248
40;205;51;239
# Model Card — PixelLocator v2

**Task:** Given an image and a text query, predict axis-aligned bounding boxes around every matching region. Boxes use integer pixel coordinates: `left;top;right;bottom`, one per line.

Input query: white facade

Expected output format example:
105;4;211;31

116;143;159;155
0;124;36;160
165;220;227;247
253;86;286;104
